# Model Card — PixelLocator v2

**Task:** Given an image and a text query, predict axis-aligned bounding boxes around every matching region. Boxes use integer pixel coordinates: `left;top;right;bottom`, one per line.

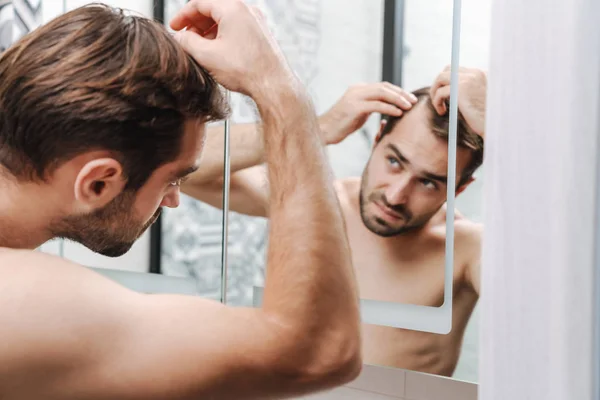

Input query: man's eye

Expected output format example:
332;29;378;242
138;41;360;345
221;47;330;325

170;176;190;187
387;157;399;167
421;179;437;190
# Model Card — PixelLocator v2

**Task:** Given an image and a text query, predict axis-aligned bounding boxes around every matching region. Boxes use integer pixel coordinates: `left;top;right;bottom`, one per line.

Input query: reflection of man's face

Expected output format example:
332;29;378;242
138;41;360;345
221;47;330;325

359;102;473;237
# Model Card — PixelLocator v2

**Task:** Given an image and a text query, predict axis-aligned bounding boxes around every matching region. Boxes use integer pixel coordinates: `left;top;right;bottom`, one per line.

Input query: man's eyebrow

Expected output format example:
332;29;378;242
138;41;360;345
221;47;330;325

386;144;409;164
174;165;199;179
386;143;447;184
423;171;448;184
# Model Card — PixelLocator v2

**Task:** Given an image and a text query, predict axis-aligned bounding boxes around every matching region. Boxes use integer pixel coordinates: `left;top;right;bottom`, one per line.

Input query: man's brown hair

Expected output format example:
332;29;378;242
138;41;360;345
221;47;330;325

0;4;228;190
380;87;484;187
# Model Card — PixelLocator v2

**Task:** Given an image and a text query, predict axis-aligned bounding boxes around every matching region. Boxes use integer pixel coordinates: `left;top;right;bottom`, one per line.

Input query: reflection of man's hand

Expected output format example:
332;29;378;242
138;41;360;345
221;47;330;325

430;66;487;138
320;82;418;145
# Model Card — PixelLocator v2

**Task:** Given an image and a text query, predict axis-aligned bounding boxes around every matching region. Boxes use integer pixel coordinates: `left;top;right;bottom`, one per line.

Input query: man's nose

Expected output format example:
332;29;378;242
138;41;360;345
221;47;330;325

384;174;411;205
161;188;180;208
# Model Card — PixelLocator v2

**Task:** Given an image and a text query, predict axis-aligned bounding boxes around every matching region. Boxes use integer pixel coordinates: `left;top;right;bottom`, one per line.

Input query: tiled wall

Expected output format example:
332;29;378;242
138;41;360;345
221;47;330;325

297;366;477;400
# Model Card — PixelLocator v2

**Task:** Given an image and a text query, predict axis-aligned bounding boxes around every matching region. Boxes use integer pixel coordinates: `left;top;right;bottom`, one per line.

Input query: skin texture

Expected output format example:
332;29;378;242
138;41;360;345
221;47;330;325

0;1;363;399
181;67;486;376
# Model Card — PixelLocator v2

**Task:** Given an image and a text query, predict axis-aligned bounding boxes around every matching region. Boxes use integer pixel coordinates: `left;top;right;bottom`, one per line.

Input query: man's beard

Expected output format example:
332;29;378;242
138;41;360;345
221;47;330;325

48;190;161;257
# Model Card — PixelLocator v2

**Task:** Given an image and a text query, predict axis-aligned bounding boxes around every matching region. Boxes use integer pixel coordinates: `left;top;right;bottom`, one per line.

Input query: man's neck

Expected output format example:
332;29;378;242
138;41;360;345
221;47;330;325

0;177;53;249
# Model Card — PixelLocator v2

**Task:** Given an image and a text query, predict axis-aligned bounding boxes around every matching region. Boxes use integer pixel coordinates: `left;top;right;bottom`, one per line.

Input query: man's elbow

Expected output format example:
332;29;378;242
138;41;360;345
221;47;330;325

314;337;363;386
278;327;363;390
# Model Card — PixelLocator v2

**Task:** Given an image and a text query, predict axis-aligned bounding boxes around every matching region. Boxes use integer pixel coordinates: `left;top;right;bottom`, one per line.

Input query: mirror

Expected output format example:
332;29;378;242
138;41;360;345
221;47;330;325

184;0;489;385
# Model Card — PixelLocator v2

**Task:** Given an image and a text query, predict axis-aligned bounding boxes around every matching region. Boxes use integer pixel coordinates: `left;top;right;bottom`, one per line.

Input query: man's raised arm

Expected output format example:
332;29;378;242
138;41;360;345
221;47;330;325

173;0;365;395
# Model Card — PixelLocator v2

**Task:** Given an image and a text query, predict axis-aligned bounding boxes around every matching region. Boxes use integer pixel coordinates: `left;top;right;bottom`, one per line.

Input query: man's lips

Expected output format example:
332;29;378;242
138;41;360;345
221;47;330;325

375;202;404;220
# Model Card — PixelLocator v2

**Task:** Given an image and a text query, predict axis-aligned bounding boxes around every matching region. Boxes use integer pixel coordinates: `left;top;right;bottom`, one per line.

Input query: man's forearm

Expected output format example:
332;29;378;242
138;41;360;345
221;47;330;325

190;122;265;185
188;112;329;186
253;78;361;371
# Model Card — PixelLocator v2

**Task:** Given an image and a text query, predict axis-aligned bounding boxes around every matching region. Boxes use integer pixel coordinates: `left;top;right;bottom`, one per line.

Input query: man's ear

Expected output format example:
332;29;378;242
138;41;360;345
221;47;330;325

73;158;127;212
456;176;476;196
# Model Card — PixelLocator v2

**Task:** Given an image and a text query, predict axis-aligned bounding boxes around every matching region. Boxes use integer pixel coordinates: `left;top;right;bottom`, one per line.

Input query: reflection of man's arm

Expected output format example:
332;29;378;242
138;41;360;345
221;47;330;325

470;261;481;296
465;224;482;296
182;82;417;215
182;123;270;216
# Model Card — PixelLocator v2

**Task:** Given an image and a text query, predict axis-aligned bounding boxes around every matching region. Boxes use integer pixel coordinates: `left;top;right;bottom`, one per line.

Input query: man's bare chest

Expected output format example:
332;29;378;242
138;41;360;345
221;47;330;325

349;236;448;306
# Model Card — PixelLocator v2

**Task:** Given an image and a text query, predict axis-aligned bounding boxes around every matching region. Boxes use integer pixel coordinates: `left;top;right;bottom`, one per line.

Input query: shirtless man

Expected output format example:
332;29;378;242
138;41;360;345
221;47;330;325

0;1;363;399
182;67;487;376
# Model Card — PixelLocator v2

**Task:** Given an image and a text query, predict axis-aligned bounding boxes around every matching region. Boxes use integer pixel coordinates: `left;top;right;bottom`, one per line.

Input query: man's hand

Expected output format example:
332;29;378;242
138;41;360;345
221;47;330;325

170;0;294;98
320;82;418;145
430;66;487;138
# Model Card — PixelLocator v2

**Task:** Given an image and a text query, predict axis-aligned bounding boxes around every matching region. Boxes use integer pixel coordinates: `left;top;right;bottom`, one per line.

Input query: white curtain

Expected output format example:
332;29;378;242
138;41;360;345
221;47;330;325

481;0;600;399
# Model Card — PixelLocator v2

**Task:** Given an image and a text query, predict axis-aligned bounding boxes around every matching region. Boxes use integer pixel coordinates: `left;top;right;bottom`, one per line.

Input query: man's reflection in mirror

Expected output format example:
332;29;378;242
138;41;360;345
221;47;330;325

182;67;486;376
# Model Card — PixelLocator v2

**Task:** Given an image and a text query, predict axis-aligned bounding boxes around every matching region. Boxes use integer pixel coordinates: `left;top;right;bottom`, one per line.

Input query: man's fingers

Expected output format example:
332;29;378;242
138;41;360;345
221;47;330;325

382;82;418;103
431;85;451;115
364;101;404;117
364;86;413;110
189;24;218;39
399;88;418;105
170;1;214;32
170;0;234;31
430;71;451;101
434;66;472;96
173;29;213;61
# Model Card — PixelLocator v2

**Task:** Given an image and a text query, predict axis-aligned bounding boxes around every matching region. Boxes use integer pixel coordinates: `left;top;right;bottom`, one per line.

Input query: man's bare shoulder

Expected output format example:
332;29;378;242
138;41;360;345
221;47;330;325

0;247;121;287
333;177;361;204
0;248;139;324
453;216;483;240
0;249;145;396
428;207;482;238
427;208;483;266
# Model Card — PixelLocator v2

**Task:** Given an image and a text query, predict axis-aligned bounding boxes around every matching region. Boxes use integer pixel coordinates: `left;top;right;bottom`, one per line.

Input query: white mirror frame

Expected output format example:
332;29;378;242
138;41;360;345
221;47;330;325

252;0;462;334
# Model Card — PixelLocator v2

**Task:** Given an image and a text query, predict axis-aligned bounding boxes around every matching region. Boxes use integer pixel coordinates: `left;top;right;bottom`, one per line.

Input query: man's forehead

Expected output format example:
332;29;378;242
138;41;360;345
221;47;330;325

382;106;452;172
383;114;475;178
388;101;431;137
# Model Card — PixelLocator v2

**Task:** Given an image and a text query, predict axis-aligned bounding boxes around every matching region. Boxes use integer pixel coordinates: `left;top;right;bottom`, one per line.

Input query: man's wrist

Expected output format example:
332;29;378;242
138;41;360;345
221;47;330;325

317;115;334;145
251;73;314;128
249;66;303;106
